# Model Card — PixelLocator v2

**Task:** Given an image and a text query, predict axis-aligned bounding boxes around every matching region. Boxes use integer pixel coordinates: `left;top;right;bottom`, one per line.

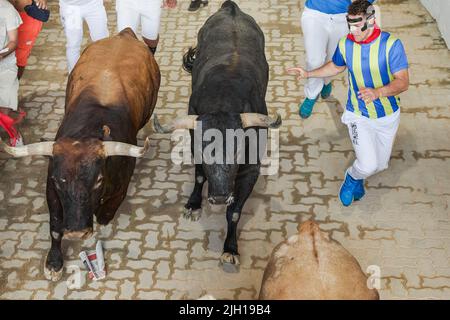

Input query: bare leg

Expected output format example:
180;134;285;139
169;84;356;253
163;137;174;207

17;66;25;80
143;35;159;55
0;107;12;116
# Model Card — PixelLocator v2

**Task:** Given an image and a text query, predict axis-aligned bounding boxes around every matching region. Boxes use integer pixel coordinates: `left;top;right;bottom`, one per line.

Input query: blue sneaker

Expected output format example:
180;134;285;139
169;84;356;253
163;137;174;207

339;172;363;206
299;97;318;119
321;83;332;99
354;179;365;201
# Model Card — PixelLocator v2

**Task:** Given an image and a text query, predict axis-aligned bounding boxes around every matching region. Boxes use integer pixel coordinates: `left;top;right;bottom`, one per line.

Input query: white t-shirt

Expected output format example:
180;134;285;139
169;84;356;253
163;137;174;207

0;0;22;69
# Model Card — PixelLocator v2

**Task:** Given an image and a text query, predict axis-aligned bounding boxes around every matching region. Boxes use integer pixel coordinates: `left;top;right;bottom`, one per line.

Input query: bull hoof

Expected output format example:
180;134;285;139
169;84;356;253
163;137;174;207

182;207;201;221
44;254;63;282
44;264;63;282
220;252;240;273
44;250;63;281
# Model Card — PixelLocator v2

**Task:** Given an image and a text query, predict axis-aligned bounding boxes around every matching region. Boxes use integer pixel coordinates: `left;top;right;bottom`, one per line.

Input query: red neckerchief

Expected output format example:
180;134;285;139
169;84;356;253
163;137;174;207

347;26;381;44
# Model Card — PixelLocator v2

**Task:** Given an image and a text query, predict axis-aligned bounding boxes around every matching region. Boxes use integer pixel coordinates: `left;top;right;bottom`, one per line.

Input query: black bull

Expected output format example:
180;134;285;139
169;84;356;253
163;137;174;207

1;28;160;281
154;1;281;270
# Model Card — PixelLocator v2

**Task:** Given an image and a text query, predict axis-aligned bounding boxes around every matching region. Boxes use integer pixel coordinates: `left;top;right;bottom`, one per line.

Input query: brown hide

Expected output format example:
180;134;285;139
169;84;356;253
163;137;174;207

259;221;380;300
65;28;160;132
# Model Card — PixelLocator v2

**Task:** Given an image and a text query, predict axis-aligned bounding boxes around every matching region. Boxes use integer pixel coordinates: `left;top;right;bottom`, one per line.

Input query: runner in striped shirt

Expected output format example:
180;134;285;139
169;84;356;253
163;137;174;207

288;0;409;207
298;0;376;119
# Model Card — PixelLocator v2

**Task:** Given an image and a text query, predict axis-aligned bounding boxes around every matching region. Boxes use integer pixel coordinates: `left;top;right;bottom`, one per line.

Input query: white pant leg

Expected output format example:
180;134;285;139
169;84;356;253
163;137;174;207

60;3;84;72
82;0;109;42
0;66;19;111
342;111;379;180
301;8;329;99
140;0;162;40
373;110;400;173
116;0;141;35
324;13;349;85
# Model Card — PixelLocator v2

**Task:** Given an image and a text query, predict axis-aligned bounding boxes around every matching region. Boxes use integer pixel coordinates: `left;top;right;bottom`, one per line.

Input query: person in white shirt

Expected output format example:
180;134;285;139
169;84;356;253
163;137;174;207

59;0;109;72
116;0;176;55
0;0;24;146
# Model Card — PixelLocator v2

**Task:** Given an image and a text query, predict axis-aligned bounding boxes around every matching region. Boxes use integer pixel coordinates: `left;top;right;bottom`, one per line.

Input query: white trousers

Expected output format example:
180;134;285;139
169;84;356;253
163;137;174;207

301;7;349;99
0;66;19;111
342;110;401;180
59;0;109;72
116;0;162;40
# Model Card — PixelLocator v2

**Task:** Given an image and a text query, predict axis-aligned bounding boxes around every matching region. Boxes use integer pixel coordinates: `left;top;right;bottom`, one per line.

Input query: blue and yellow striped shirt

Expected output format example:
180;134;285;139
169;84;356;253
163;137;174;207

332;32;409;119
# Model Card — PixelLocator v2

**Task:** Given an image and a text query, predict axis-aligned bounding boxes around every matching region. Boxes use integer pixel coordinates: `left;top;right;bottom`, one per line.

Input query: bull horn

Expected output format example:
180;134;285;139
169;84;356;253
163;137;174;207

102;137;151;158
153;114;198;133
0;138;54;157
240;113;282;129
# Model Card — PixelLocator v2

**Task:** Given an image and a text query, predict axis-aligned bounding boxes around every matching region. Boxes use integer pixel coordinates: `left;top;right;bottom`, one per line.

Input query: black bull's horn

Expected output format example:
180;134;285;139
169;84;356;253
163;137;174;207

153;113;282;133
0;138;151;158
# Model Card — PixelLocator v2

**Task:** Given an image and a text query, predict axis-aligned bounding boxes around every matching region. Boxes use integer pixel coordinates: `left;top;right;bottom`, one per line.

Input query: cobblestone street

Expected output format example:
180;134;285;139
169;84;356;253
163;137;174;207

1;0;450;299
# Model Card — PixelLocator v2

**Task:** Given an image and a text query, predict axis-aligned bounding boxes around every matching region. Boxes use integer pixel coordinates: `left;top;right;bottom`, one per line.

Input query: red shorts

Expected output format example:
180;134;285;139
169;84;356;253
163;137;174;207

16;12;43;67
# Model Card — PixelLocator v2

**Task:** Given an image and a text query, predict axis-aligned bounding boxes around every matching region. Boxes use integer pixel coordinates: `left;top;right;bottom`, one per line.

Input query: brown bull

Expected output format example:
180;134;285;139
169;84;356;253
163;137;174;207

1;28;160;281
259;221;380;300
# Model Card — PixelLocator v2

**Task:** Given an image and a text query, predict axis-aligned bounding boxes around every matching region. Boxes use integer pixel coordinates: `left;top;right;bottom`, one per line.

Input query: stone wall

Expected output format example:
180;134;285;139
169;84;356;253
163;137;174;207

421;0;450;48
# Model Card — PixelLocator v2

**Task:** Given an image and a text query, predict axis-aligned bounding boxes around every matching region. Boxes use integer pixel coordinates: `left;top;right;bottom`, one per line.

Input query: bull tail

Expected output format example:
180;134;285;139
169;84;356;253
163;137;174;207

182;46;198;74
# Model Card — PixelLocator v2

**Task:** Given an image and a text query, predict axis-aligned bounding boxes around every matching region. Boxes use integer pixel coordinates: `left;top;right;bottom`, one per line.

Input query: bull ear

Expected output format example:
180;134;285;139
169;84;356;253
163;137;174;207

103;125;112;141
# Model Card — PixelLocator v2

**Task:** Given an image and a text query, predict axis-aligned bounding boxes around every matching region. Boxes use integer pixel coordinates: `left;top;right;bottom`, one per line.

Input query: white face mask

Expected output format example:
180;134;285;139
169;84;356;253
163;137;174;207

349;24;362;33
347;5;376;33
348;17;375;34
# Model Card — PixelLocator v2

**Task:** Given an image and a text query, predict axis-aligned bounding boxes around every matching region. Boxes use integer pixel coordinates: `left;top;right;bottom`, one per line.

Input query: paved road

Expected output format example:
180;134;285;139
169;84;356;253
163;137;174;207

1;0;449;299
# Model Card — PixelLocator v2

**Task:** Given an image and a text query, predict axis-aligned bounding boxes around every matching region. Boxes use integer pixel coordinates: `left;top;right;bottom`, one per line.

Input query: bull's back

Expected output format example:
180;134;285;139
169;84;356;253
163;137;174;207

195;2;267;75
260;221;379;300
190;1;268;114
66;29;160;127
